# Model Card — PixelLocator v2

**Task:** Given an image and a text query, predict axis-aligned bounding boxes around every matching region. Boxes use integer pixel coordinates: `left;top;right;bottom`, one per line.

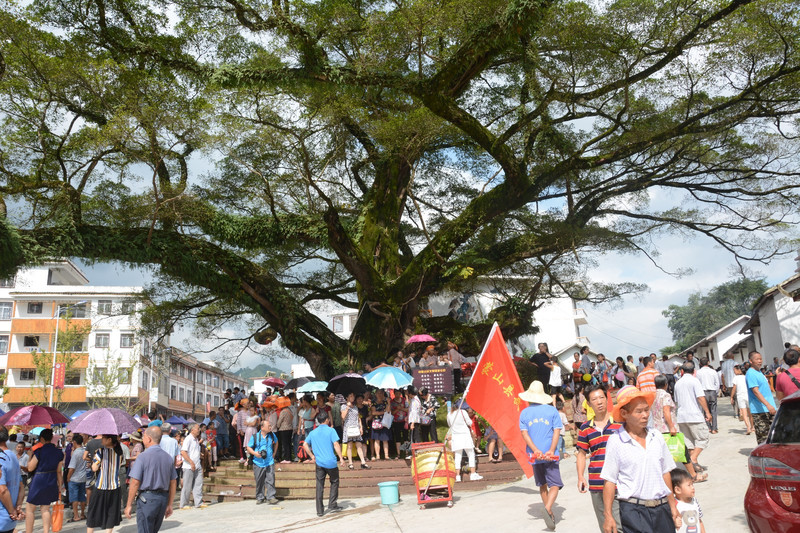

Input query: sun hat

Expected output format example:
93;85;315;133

612;385;656;422
519;381;553;404
129;432;143;442
458;399;470;410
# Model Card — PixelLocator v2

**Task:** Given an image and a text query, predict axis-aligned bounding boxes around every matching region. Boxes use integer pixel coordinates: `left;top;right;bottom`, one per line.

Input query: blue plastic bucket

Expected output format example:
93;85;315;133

378;481;400;505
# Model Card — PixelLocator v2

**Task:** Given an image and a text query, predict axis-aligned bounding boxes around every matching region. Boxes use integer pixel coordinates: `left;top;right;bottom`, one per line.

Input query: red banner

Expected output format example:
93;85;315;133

53;362;66;390
464;323;533;478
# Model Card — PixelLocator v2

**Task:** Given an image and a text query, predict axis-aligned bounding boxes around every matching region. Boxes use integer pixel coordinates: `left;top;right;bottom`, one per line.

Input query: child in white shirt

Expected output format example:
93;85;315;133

671;468;706;533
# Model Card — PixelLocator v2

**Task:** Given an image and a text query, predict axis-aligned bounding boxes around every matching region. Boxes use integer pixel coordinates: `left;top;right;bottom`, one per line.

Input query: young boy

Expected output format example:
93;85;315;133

519;381;563;531
671;468;706;533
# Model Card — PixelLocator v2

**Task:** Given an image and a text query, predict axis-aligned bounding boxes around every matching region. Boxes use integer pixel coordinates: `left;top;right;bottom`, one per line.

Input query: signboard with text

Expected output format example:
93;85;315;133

53;362;65;390
412;367;454;395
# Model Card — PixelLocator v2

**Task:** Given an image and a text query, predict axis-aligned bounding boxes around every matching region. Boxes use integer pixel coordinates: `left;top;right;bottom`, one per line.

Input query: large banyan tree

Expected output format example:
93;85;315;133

1;0;800;377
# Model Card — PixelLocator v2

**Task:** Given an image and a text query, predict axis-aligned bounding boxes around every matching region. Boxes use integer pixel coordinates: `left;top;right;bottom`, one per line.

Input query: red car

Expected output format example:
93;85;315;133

745;390;800;532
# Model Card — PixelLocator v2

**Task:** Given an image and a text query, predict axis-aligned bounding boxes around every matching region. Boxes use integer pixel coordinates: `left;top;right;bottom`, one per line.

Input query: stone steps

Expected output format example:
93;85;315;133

204;455;523;502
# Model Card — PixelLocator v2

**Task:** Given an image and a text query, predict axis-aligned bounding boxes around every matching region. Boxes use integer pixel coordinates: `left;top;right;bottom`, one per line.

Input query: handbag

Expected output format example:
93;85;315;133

421;415;432;425
663;432;687;463
51;499;64;533
345;425;361;438
381;412;393;428
371;418;383;430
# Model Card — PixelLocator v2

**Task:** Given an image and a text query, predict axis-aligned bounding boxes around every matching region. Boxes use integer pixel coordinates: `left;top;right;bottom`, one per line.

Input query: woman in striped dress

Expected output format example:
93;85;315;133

86;435;123;533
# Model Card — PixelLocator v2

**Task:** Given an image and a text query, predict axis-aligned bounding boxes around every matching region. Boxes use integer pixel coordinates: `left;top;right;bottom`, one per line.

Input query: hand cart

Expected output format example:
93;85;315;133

410;442;455;509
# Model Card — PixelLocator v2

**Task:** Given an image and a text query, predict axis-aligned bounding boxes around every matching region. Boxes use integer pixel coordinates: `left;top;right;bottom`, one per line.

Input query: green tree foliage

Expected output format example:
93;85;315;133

1;0;800;377
661;277;770;354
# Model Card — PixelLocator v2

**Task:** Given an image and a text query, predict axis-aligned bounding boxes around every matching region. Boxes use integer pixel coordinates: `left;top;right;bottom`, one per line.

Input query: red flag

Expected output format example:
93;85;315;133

53;362;66;390
464;323;533;478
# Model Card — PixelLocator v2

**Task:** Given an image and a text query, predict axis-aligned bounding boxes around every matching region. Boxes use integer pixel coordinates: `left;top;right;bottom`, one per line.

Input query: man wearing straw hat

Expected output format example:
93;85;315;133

600;385;681;533
518;380;563;531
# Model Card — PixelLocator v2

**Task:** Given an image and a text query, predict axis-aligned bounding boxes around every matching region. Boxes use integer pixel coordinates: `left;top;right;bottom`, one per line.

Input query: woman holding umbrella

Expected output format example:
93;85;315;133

86;435;124;533
25;428;63;533
341;392;370;470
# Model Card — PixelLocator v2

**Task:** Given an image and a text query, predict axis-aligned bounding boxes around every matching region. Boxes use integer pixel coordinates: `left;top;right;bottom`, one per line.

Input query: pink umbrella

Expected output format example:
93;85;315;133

0;405;69;427
262;377;286;387
406;334;437;344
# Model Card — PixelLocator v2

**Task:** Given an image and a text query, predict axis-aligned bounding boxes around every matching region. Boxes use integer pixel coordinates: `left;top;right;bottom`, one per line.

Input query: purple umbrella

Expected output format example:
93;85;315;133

0;405;69;427
406;334;437;344
66;408;140;435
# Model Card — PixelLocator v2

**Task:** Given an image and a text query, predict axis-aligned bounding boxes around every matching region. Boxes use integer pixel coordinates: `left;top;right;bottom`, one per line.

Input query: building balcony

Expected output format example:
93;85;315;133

4;386;87;404
10;318;91;335
6;352;89;369
573;308;588;325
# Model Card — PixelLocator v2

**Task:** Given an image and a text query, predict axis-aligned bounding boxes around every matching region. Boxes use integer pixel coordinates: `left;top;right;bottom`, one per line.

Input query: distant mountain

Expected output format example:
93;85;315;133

233;363;288;380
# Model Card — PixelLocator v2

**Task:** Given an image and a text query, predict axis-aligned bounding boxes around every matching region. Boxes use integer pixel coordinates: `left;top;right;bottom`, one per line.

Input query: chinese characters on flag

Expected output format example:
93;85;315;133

464;323;533;478
53;362;66;390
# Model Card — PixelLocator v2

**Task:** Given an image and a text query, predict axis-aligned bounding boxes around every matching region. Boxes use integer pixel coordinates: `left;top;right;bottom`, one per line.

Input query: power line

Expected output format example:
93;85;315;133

584;324;656;352
588;313;674;341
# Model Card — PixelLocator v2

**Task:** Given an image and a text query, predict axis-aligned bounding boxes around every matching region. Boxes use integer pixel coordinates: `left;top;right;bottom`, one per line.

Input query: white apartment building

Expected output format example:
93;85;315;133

682;315;753;364
740;270;800;363
327;278;590;361
0;261;156;411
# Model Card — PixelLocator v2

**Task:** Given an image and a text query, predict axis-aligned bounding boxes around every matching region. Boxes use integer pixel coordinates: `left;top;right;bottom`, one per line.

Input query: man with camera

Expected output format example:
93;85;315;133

246;420;279;505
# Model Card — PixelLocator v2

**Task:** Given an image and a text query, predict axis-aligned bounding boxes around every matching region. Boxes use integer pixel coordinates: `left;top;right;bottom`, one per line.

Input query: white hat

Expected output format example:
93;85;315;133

518;381;553;404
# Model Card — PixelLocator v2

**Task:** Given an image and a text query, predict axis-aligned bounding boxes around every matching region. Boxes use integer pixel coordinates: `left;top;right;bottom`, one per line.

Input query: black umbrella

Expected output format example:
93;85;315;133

285;376;311;390
326;373;367;397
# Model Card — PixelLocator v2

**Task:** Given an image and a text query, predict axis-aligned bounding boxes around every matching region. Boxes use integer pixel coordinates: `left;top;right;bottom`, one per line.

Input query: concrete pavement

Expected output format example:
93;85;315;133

53;401;754;532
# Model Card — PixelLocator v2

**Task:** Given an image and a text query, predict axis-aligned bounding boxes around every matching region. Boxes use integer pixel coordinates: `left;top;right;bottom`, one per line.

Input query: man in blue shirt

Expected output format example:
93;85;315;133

125;426;178;533
303;411;344;517
246;420;279;505
0;428;23;531
746;351;777;444
519;381;563;531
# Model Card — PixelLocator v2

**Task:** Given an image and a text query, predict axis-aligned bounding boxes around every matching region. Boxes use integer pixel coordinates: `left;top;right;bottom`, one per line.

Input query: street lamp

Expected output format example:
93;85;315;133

49;300;88;407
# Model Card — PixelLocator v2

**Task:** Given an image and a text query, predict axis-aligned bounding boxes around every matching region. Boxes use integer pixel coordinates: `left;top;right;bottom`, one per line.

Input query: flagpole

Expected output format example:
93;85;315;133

460;321;500;407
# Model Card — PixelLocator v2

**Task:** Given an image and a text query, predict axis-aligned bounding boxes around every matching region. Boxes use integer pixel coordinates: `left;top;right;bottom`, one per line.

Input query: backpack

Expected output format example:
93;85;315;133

296;440;309;461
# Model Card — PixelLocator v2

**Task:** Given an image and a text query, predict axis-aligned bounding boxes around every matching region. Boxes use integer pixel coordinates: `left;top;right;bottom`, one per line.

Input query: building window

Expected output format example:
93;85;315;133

20;369;36;381
213;375;219;388
119;368;132;385
0;335;8;355
120;301;136;314
27;302;43;314
171;361;177;373
179;365;185;378
23;335;40;349
142;370;149;389
206;394;211;404
95;333;110;348
170;385;177;400
206;373;211;386
65;370;81;386
143;340;151;359
196;392;202;404
97;300;112;314
197;371;203;383
120;333;134;348
0;302;11;320
0;277;14;288
58;303;87;318
349;314;357;331
69;337;86;352
94;367;107;381
213;395;219;407
179;387;185;402
332;315;343;333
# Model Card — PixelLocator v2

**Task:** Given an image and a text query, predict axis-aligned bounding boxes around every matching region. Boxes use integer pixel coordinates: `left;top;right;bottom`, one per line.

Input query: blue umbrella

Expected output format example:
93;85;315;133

165;415;186;425
297;381;329;393
70;410;87;420
363;366;413;390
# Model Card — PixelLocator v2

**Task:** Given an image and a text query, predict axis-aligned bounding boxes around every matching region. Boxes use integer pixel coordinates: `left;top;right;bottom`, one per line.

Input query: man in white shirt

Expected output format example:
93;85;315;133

180;424;205;509
600;386;680;533
674;362;712;473
697;357;720;434
720;353;736;397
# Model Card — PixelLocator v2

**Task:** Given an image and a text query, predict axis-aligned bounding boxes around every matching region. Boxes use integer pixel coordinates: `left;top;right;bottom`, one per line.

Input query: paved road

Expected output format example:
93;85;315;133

56;401;755;533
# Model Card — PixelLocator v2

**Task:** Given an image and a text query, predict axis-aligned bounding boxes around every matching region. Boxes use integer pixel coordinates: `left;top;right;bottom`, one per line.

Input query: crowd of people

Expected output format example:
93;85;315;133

519;342;799;532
